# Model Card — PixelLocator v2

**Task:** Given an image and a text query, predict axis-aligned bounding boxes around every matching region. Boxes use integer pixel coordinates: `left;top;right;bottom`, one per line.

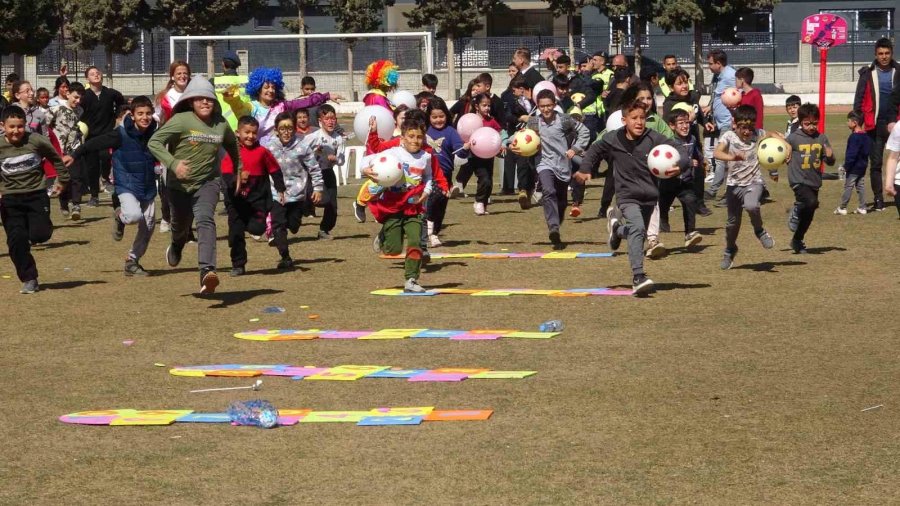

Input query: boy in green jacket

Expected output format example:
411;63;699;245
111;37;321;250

148;77;242;294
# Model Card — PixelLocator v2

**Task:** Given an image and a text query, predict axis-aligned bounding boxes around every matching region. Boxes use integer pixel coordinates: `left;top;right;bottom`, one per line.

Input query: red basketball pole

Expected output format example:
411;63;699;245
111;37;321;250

818;47;828;133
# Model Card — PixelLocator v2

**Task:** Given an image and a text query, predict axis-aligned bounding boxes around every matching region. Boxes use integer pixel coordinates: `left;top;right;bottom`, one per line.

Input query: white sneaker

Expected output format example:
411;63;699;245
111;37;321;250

474;202;487;215
833;207;847;215
372;233;382;254
404;278;426;293
531;191;543;206
854;207;867;215
645;239;666;259
428;234;442;248
159;220;170;233
449;183;464;199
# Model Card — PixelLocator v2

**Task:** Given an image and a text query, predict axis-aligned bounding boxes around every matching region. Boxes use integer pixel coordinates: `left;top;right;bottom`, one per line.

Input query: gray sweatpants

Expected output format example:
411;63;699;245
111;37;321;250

538;170;569;233
707;126;731;197
169;179;220;271
725;184;764;252
839;173;866;209
117;192;155;262
617;202;655;276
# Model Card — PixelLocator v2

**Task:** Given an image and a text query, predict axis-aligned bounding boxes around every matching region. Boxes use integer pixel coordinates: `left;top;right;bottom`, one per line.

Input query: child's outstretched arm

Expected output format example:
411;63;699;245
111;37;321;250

65;129;120;166
221;86;252;118
302;145;325;204
714;137;743;162
885;150;898;197
574;138;609;183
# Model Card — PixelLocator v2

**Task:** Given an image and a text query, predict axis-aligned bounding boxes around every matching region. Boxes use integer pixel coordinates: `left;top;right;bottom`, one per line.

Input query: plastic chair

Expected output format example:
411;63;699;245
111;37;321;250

344;145;367;180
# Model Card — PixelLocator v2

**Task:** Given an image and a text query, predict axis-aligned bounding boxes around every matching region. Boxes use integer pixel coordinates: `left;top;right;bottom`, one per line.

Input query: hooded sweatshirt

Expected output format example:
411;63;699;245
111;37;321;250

579;128;674;206
266;134;323;203
72;115;158;201
148;76;241;194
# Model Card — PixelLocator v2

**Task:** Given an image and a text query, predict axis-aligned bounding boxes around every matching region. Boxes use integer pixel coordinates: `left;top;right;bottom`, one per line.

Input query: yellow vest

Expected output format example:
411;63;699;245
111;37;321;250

214;74;249;130
583;68;613;116
659;77;694;97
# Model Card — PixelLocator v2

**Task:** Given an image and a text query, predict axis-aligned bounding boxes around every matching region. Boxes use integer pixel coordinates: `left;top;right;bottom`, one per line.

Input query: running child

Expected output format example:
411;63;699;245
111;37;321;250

221;116;285;275
835;110;872;216
0;106;68;293
662;108;703;248
65;96;159;276
425;97;467;246
784;103;834;253
48;81;86;218
576;101;675;296
520;89;588;249
148;76;241;294
365;113;446;292
467;92;505;215
353;105;409;222
266;112;323;268
713;105;778;269
307;104;344;240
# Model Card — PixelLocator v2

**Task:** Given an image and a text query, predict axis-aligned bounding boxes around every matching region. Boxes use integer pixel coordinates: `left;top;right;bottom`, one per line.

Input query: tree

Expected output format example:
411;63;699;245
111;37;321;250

279;0;319;76
653;0;779;88
591;0;656;74
0;0;62;56
156;0;268;78
64;0;152;83
545;0;586;62
327;0;394;101
406;0;507;99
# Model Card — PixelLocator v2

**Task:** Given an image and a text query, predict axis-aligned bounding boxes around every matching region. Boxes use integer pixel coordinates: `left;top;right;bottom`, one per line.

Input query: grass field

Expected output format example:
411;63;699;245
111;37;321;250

2;113;899;504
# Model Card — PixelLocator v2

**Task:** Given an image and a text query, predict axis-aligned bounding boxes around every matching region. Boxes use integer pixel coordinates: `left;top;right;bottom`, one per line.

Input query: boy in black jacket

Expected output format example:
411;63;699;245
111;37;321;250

662;109;703;248
575;101;678;296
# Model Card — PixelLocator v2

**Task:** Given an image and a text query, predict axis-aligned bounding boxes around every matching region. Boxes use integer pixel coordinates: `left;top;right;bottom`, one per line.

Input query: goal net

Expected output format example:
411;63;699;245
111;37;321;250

169;32;433;99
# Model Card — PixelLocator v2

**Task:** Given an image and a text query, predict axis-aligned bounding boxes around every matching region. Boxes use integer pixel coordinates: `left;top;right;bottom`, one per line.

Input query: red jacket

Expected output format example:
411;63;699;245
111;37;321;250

365;131;449;193
853;60;900;132
739;88;764;130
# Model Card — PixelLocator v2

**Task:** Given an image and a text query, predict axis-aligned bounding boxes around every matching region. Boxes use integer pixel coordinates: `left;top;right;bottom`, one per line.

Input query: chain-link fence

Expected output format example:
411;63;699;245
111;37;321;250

7;28;898;97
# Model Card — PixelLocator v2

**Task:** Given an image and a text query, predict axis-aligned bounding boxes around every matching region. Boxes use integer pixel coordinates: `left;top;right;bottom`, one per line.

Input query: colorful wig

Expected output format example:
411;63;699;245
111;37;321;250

245;67;286;102
365;60;399;90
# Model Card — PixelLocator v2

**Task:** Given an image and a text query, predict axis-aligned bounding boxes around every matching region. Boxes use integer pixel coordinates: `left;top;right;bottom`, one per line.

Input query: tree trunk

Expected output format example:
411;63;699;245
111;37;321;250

347;44;355;101
298;7;307;76
446;36;456;100
206;42;216;79
567;13;575;63
693;20;705;93
105;48;113;86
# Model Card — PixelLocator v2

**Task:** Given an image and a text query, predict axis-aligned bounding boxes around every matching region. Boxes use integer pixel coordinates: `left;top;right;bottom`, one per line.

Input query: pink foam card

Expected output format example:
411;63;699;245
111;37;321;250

368;407;434;416
508;252;546;258
268;366;327;377
318;331;372;339
449;333;503;340
407;372;469;382
59;415;118;425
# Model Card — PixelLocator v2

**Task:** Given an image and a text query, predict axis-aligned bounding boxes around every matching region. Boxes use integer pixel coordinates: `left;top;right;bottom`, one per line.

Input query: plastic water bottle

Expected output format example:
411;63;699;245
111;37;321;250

538;320;564;332
227;400;278;428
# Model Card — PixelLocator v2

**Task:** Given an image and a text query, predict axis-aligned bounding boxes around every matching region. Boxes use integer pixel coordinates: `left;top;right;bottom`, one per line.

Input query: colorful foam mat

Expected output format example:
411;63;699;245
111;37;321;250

170;364;536;381
234;328;560;341
59;407;492;426
380;252;613;260
371;287;633;297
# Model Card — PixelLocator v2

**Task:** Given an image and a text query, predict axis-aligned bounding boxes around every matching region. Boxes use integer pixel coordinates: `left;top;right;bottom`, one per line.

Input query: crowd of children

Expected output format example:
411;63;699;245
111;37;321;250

0;42;898;297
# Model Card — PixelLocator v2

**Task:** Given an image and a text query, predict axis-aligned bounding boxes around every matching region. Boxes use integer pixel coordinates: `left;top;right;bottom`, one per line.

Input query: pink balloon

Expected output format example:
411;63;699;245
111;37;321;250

456;113;484;142
469;127;502;159
532;80;557;99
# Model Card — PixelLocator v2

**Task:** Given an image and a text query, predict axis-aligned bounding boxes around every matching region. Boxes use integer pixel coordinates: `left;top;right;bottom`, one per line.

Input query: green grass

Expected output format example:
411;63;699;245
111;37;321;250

1;113;899;503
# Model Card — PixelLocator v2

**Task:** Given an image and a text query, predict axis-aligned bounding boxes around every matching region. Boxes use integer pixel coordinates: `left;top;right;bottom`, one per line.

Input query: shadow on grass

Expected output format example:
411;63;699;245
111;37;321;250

56;217;107;227
607;282;711;294
144;267;201;277
441;240;472;247
33;240;91;250
695;227;720;235
733;260;807;272
800;246;847;255
250;265;311;275
422;261;468;273
666;244;713;255
187;288;284;308
40;280;107;290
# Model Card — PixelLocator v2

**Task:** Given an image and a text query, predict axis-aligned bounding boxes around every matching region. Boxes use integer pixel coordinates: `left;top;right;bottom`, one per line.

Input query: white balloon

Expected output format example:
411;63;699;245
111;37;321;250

605;110;624;131
390;90;417;109
353;105;395;142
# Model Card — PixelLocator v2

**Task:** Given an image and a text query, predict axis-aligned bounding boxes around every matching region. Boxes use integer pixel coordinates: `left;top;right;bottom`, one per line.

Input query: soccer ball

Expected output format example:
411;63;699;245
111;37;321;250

77;121;89;139
721;87;742;108
370;153;403;187
757;138;788;169
647;144;681;179
511;128;540;157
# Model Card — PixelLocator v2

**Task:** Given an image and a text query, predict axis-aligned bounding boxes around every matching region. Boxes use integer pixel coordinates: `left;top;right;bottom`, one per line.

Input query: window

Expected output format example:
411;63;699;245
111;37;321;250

487;10;553;37
255;8;276;30
821;9;894;42
609;14;650;48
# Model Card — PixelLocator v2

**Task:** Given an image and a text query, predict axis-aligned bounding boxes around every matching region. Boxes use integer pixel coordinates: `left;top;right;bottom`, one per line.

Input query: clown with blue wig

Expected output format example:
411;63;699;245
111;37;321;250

223;67;342;144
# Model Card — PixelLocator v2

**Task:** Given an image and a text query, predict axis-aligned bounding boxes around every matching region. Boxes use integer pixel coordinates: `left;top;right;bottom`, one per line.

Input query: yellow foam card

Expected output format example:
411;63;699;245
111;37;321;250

467;371;537;379
431;288;479;294
370;289;405;296
368;407;434;416
203;370;262;377
169;369;207;378
471;291;513;297
503;331;560;339
278;409;312;417
549;292;590;297
436;253;479;258
471;329;518;335
359;328;427;340
69;409;138;418
300;411;371;423
109;410;193;426
542;252;579;259
304;365;389;381
506;289;558;295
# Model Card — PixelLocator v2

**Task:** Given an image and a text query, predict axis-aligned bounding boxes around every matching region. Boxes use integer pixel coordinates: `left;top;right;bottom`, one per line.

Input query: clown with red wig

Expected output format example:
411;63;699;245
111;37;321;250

363;60;399;110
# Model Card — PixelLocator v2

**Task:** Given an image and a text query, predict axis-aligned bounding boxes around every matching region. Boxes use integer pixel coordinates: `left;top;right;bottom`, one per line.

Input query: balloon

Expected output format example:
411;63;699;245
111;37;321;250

390;90;417;109
532;80;558;100
469;127;502;159
606;110;624;131
353;105;394;142
456;113;484;142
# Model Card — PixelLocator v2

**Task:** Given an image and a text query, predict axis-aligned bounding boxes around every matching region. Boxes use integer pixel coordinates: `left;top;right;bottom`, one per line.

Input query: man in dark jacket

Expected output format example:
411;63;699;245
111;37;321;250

853;37;900;211
79;66;125;207
513;47;544;90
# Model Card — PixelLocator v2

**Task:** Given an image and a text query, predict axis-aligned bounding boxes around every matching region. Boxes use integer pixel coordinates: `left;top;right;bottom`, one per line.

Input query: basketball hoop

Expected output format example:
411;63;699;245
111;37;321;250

814;38;834;50
800;13;849;134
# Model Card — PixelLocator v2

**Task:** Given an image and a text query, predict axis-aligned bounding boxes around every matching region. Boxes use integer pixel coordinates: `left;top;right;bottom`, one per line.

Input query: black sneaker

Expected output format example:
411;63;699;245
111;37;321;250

276;256;293;269
632;274;655;296
606;208;622;251
165;243;183;267
112;210;125;241
659;221;671;233
714;197;728;208
87;197;100;207
200;268;219;294
352;201;366;223
20;279;39;294
597;206;608;218
790;238;808;254
787;204;799;232
70;205;82;221
874;200;885;212
124;259;149;276
549;230;563;250
698;206;713;217
720;248;737;270
229;266;246;276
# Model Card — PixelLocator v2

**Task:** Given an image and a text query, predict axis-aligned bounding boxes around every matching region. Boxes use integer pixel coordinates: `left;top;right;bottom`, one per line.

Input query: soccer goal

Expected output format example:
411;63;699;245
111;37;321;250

169;32;433;99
